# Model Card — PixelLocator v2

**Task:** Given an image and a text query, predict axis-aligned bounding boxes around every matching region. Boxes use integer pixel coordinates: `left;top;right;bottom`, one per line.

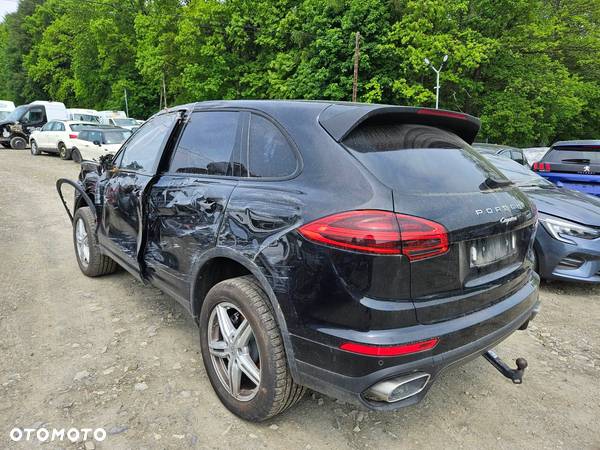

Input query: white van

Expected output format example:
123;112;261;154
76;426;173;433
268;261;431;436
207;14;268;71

0;100;15;121
67;108;101;123
0;101;68;149
98;110;140;131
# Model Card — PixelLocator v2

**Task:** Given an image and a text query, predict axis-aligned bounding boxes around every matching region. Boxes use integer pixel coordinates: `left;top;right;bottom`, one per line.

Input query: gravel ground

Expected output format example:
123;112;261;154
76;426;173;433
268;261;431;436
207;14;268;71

1;150;599;450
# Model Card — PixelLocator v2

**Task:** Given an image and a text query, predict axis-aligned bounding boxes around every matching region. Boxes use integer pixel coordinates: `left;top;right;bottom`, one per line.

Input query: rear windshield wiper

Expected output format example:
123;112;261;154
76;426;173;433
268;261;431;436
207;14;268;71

480;177;513;190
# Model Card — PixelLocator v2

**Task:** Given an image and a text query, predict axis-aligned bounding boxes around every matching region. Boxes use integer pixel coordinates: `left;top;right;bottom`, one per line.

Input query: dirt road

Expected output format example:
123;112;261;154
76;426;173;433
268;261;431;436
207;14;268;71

1;150;599;449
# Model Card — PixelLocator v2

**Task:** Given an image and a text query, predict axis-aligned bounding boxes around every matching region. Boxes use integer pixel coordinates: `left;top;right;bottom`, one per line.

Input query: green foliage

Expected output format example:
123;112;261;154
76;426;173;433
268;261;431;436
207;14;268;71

0;0;599;145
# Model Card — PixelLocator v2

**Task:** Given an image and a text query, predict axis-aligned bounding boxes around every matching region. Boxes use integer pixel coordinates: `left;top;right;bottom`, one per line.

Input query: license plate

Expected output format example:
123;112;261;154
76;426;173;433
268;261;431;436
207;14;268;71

469;232;517;268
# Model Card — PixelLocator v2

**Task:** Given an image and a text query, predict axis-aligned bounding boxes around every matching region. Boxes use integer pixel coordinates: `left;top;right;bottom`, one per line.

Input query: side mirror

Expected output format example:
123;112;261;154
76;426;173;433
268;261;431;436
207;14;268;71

93;140;101;146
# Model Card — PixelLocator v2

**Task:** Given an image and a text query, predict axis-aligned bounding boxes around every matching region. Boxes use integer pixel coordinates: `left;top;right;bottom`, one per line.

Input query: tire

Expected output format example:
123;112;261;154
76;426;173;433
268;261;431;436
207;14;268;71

72;147;82;163
58;142;71;160
30;139;41;155
10;135;27;150
72;207;118;277
199;276;305;421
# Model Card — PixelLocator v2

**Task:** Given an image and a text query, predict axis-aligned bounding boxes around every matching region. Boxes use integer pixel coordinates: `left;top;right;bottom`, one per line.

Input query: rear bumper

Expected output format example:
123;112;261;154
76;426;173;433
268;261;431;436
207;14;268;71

538;173;600;196
535;225;600;283
291;271;540;409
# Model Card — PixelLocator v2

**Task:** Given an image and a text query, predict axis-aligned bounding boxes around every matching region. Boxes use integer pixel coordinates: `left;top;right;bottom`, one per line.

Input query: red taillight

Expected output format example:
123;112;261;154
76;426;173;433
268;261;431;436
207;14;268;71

298;210;402;255
396;214;449;261
69;133;78;139
298;210;449;260
339;338;439;357
533;162;551;172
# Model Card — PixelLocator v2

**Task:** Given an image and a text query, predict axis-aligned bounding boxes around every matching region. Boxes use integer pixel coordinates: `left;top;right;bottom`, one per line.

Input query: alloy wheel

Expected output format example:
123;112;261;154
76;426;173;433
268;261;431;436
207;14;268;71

207;302;261;401
75;218;90;268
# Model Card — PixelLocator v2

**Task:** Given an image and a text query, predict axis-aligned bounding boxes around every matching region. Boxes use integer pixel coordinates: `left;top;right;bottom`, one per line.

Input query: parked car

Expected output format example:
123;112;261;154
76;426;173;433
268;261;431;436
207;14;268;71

533;140;600;196
0;101;68;149
98;110;139;131
485;155;600;283
473;143;527;165
69;127;131;162
57;101;539;421
0;100;15;122
67;108;101;123
523;147;549;166
29;120;102;159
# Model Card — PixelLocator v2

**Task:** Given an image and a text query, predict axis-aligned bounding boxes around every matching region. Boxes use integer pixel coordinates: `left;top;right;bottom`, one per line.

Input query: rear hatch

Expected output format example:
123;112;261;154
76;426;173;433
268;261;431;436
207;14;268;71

341;118;536;324
536;144;600;194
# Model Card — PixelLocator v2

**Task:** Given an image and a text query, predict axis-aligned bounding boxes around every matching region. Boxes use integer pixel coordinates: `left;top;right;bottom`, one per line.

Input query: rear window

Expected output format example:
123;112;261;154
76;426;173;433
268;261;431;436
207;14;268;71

70;123;98;131
103;130;131;144
343;124;508;194
543;146;600;165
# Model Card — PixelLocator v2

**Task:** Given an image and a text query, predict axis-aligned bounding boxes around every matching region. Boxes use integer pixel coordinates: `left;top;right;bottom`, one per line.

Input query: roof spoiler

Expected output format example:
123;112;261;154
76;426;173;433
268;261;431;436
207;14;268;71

318;104;481;144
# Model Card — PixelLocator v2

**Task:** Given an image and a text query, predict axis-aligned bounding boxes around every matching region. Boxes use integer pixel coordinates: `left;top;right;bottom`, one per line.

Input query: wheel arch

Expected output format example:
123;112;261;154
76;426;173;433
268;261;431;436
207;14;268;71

190;247;299;379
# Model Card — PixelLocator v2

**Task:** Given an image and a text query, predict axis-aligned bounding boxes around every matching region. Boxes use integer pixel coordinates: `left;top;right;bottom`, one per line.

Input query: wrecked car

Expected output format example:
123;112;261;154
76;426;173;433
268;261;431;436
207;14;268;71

0;101;68;149
57;100;540;421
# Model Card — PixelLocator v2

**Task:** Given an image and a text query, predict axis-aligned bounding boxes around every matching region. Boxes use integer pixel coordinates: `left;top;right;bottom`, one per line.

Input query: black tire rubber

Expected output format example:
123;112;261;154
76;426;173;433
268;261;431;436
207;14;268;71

10;135;27;150
30;140;41;156
58;142;71;160
72;147;82;163
199;276;305;421
72;207;118;277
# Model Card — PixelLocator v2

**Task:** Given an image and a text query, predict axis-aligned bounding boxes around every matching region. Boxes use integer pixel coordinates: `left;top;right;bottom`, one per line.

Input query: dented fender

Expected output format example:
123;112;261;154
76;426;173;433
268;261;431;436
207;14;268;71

56;178;97;223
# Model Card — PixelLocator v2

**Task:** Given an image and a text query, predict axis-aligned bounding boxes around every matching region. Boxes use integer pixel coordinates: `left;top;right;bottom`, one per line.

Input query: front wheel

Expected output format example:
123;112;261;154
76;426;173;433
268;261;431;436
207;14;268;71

72;207;118;277
30;140;41;155
11;135;27;150
199;276;305;421
58;142;71;160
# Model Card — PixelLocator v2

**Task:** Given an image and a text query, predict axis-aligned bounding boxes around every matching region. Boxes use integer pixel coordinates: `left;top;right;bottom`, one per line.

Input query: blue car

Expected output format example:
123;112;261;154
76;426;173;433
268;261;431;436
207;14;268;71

486;155;600;283
532;140;600;196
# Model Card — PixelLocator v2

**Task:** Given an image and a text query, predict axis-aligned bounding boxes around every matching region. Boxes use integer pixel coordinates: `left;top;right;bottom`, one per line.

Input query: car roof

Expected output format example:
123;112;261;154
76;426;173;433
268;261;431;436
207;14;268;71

55;120;98;125
551;140;600;147
78;127;128;132
158;100;482;144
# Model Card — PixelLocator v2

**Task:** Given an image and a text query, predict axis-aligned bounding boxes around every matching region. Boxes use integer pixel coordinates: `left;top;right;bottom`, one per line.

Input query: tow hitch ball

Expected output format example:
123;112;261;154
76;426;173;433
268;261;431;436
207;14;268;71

483;350;528;384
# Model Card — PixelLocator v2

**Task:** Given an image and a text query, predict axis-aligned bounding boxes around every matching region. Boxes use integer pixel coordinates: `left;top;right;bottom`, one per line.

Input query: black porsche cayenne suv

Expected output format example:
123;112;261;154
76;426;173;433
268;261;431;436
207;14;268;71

58;100;540;421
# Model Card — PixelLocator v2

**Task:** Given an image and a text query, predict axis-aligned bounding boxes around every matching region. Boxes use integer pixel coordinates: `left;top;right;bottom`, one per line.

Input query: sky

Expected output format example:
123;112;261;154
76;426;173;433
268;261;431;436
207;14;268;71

0;0;19;21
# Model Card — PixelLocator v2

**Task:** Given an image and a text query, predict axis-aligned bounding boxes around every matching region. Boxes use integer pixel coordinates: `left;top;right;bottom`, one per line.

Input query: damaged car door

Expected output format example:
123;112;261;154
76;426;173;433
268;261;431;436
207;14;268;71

144;110;243;300
98;112;180;274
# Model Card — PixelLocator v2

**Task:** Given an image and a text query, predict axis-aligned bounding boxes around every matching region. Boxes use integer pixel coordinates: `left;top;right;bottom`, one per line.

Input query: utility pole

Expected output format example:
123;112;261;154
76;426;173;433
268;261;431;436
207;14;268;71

424;54;448;109
124;87;129;117
162;74;168;109
352;32;361;103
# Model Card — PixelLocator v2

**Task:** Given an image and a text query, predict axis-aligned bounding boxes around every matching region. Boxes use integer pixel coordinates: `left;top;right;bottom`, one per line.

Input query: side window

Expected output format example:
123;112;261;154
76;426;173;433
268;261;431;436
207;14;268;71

78;131;89;141
89;131;102;143
119;113;177;174
169;111;241;176
55;122;65;132
23;107;44;124
512;150;525;164
42;122;54;131
247;114;297;178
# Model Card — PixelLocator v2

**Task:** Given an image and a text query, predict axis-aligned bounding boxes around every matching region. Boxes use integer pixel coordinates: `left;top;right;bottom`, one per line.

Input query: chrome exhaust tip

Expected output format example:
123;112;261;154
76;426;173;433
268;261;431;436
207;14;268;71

364;372;430;403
